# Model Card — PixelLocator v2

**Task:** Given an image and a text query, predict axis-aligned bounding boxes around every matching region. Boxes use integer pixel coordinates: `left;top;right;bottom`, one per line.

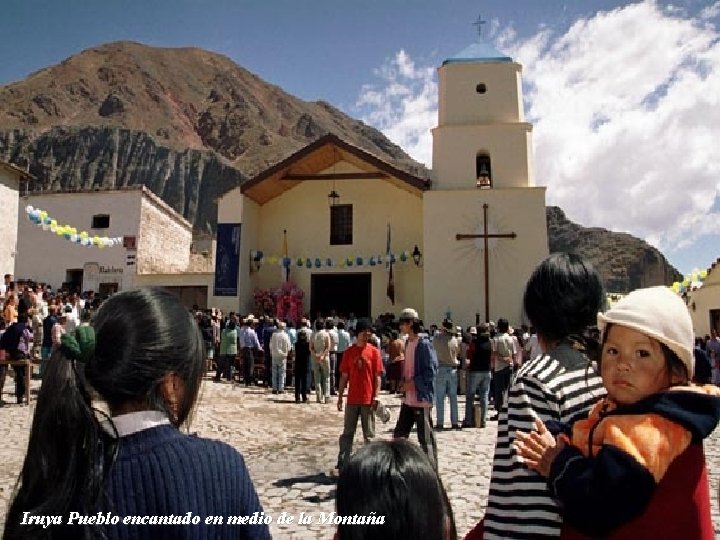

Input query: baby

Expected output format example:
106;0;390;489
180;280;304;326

514;286;720;539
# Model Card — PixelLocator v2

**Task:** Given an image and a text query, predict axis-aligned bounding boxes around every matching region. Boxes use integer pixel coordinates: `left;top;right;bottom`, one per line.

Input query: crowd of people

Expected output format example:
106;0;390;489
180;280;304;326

2;252;720;539
0;275;99;405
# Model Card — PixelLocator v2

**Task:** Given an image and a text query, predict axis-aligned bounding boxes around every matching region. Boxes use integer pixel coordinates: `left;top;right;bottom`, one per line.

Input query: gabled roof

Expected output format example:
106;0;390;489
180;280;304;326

241;133;430;205
442;41;513;66
0;160;35;183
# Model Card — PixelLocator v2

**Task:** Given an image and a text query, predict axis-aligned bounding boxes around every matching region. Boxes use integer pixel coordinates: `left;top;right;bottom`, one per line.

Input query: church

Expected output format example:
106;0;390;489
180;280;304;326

214;41;549;326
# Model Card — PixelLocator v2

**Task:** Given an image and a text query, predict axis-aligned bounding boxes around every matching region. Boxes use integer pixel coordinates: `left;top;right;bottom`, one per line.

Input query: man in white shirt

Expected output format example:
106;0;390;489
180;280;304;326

269;321;292;394
0;273;12;305
63;304;78;335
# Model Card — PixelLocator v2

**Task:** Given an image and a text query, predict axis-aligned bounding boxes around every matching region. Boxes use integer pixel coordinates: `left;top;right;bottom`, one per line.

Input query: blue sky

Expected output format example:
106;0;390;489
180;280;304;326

2;0;719;278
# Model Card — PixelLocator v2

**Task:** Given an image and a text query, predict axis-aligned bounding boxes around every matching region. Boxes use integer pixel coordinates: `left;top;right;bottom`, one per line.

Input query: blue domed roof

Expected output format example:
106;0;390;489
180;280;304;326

442;41;513;65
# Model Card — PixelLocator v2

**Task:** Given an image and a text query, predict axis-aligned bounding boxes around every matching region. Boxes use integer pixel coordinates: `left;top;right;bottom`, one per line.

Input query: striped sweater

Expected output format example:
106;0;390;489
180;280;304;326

483;341;605;539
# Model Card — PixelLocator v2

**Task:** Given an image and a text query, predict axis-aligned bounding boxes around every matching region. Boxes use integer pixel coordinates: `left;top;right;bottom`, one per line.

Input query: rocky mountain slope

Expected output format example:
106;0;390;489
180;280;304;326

0;41;681;290
0;41;426;230
547;206;682;292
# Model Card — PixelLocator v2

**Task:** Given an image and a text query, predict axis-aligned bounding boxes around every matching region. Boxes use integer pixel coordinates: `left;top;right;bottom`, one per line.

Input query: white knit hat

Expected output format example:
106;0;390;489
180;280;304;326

597;286;694;377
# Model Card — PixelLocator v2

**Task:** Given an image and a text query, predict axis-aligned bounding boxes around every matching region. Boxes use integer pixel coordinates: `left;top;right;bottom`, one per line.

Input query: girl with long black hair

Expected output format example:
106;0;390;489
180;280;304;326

4;287;269;540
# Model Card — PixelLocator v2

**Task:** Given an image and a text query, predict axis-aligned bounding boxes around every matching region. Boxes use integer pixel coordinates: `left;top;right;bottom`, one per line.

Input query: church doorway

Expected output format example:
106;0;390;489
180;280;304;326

311;273;371;320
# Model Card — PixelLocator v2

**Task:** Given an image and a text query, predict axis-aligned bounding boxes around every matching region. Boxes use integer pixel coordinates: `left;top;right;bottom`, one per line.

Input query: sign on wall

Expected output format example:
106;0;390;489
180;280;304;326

214;223;241;297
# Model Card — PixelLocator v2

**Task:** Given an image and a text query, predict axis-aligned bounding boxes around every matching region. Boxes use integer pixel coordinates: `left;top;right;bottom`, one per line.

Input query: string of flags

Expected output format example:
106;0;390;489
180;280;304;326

671;269;708;294
25;205;123;248
249;250;413;269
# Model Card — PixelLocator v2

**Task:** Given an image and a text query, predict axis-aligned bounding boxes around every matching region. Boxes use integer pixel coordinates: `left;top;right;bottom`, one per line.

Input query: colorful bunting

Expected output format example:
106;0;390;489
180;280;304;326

247;246;419;273
25;205;122;248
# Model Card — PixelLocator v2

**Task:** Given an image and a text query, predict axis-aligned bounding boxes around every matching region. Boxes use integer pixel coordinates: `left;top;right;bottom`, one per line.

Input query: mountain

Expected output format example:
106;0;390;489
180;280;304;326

0;41;680;290
0;41;426;230
546;206;682;292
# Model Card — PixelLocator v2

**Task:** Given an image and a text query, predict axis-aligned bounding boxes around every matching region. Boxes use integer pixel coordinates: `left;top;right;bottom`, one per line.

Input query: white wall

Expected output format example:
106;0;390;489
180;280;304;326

15;188;195;292
0;170;20;277
15;190;141;289
215;169;425;317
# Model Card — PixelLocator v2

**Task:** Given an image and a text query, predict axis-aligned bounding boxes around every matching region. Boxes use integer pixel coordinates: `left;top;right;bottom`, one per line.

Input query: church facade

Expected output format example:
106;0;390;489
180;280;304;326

213;41;549;326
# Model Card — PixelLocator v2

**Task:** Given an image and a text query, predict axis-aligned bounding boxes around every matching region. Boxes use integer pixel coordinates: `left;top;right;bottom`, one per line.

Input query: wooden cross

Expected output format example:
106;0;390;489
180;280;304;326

455;203;517;322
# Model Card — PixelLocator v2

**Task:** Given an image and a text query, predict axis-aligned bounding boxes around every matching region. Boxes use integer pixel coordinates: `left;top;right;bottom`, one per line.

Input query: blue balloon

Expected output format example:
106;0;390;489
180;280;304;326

314;258;322;268
356;256;363;266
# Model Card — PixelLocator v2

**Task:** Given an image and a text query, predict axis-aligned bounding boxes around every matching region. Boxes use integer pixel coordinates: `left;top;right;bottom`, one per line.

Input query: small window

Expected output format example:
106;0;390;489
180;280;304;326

92;214;110;229
476;155;492;188
476;83;487;94
330;205;353;245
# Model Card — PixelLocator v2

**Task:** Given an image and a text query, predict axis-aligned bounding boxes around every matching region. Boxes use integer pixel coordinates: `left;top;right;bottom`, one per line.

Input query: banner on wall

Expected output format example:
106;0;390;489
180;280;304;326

213;224;241;297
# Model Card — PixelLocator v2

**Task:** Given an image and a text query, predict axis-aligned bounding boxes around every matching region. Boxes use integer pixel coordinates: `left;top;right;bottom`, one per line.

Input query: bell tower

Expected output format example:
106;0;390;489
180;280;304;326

423;35;548;326
431;41;535;190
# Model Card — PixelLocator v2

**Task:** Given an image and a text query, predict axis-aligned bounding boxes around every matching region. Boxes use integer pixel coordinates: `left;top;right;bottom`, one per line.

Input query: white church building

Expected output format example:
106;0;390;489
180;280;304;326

214;41;549;326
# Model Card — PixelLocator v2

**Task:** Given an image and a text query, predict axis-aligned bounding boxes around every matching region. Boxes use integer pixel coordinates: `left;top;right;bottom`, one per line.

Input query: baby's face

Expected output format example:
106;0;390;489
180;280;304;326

600;325;672;405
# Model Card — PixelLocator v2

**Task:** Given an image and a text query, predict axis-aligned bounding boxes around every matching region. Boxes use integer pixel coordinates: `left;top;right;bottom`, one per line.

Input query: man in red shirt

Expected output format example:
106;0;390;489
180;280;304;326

335;318;384;472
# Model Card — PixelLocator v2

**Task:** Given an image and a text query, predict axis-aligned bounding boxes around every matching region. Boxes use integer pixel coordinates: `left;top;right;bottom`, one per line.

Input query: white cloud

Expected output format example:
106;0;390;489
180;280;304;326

355;49;436;166
355;0;720;260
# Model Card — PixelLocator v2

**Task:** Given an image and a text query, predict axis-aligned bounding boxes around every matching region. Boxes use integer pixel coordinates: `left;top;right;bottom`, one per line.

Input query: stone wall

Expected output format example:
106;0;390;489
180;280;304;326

137;189;192;274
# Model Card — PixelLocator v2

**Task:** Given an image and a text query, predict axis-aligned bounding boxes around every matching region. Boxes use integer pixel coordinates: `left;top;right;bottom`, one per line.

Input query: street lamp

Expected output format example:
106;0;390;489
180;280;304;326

412;245;423;266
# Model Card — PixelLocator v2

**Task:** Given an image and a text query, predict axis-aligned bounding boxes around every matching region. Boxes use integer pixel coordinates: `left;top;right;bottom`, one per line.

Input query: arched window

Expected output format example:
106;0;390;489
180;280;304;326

476;155;492;188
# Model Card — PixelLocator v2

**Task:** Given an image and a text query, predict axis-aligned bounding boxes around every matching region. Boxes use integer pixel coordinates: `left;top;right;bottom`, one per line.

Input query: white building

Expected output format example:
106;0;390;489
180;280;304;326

15;186;213;306
0;161;33;278
688;259;720;336
214;40;548;325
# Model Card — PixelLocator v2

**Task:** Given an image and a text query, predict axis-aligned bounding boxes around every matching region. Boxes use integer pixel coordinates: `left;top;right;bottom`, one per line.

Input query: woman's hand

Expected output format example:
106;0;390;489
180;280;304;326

513;418;565;477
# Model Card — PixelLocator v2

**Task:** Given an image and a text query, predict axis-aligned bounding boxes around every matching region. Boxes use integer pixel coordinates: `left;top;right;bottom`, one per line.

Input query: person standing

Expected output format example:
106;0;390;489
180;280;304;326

242;317;262;386
335;318;384;472
491;318;515;414
269;321;291;394
392;308;439;468
387;330;405;394
3;294;18;324
214;318;238;383
477;253;606;540
294;319;312;403
261;317;276;387
0;313;33;404
3;288;269;540
434;320;461;430
0;274;11;304
40;305;57;378
463;323;493;428
336;321;351;390
327;319;339;395
311;320;331;404
707;329;720;384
